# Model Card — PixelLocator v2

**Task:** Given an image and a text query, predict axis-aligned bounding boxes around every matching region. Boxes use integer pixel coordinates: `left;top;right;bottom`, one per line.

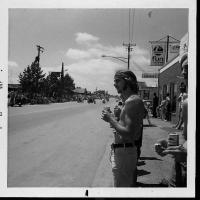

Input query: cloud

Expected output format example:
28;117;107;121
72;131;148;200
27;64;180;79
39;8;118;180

8;61;19;68
75;32;99;45
64;33;156;94
62;59;124;95
66;48;92;60
8;61;21;84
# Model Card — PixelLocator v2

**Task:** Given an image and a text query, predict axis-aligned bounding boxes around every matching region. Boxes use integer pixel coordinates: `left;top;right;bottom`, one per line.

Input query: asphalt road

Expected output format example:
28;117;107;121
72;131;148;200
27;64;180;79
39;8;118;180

7;98;177;188
8;99;115;187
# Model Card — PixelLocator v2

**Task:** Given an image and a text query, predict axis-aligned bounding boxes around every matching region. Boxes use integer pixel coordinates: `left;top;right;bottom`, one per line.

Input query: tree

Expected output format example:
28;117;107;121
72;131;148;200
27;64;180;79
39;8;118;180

18;61;46;98
62;73;75;95
55;73;75;98
42;71;75;98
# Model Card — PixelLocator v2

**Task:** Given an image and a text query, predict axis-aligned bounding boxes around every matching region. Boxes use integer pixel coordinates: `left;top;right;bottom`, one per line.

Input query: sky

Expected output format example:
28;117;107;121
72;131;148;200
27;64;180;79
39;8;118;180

8;8;188;95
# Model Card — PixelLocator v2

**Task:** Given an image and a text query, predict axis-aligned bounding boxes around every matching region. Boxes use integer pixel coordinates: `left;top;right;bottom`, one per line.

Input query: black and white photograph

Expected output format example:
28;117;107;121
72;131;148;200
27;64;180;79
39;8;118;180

0;0;196;198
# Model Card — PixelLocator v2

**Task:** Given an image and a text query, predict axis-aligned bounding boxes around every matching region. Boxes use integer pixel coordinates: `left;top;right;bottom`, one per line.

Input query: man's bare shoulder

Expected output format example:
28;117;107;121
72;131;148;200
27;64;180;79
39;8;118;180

126;95;143;103
125;95;144;109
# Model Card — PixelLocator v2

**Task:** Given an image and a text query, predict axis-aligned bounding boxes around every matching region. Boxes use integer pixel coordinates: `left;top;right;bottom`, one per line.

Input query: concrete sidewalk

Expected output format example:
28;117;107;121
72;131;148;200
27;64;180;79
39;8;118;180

92;117;183;187
137;117;183;186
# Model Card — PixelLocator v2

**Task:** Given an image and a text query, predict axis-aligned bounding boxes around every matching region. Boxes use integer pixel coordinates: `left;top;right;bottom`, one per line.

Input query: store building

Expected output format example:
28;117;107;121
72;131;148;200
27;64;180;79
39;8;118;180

138;81;157;101
158;33;188;123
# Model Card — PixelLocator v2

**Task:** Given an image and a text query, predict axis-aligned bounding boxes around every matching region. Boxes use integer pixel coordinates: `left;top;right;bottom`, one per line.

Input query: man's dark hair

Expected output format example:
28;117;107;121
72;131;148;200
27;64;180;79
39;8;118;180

114;70;139;93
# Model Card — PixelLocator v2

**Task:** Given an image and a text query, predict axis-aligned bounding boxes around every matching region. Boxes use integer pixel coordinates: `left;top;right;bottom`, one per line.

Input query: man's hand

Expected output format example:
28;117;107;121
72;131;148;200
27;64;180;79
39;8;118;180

162;145;187;162
101;109;114;123
155;143;167;157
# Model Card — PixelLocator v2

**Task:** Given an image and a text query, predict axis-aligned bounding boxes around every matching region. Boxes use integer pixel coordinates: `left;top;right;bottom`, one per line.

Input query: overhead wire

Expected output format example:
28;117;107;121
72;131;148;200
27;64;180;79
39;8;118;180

129;9;131;42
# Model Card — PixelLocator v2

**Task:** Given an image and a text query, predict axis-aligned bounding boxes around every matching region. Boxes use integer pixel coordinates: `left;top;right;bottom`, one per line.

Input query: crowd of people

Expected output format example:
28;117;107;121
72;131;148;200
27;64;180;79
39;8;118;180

101;51;188;187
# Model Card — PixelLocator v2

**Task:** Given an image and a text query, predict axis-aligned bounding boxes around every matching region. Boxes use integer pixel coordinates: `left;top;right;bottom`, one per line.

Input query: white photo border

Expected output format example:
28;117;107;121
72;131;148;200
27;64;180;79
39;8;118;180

0;0;196;197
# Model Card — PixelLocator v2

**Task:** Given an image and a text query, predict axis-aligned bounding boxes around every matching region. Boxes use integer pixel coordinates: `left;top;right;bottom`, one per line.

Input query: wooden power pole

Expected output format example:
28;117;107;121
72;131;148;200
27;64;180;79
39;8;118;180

36;45;45;65
123;42;136;70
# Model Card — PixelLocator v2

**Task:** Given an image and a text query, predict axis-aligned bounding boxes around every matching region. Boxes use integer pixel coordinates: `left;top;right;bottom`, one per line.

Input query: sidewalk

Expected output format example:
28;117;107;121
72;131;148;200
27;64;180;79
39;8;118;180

137;117;183;186
92;117;183;187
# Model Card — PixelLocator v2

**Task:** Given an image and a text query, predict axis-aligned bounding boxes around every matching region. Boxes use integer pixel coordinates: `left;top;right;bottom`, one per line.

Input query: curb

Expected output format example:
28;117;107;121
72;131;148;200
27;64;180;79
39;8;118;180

91;137;113;187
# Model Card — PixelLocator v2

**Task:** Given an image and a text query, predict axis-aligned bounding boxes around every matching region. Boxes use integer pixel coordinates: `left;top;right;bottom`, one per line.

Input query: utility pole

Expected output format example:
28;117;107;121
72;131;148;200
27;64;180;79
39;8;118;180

123;42;136;70
36;45;44;66
166;35;169;63
61;62;65;98
61;62;64;79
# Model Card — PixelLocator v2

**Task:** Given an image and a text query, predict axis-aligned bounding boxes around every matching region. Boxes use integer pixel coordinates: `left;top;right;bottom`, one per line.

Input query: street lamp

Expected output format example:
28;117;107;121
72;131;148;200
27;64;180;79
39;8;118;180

101;55;128;66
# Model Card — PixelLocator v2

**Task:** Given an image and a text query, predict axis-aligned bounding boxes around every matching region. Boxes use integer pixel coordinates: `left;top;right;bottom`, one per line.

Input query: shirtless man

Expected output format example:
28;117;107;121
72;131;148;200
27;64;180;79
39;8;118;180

101;70;145;187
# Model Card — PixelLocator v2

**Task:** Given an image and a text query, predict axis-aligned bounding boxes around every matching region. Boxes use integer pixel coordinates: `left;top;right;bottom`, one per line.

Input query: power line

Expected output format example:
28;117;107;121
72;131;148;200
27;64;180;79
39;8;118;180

131;9;135;42
129;9;131;42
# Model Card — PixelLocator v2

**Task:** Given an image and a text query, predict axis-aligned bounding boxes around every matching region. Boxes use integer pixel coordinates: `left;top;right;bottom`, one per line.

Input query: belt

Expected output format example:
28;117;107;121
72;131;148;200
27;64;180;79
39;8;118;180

111;143;134;149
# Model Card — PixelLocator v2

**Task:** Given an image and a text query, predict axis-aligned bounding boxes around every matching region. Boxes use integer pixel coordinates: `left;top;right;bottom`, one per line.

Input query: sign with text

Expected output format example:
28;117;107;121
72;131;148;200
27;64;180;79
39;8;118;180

169;43;180;53
150;42;166;66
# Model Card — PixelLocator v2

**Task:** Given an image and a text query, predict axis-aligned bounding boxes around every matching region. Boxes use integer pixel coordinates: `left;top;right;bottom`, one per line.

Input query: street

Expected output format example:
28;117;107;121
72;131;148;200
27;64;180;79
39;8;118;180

8;99;176;187
8;99;114;187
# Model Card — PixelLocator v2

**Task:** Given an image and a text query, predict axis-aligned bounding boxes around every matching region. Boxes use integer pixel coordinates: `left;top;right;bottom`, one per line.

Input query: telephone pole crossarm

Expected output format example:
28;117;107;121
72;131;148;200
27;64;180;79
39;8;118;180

35;45;45;65
123;42;136;70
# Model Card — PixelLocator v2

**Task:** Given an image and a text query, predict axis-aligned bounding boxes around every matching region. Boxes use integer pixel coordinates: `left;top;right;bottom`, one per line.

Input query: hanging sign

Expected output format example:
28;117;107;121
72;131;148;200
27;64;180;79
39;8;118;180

169;43;180;53
150;42;166;66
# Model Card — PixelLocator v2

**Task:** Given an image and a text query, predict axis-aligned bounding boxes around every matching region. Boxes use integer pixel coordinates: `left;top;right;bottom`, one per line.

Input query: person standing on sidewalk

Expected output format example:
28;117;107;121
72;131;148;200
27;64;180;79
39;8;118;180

101;70;145;187
155;52;188;187
160;97;167;120
173;83;187;129
143;101;153;126
165;93;171;121
153;93;159;118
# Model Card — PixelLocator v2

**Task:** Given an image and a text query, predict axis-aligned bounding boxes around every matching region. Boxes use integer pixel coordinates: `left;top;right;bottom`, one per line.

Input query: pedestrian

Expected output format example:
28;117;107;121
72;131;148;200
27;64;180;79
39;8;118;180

154;52;188;187
160;98;167;120
152;93;159;118
173;83;187;129
156;105;161;118
101;69;145;187
165;93;171;121
143;101;153;126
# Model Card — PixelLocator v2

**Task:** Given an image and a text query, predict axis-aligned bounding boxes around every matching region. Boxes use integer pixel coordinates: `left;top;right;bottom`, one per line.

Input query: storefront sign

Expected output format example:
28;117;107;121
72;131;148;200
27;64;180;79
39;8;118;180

169;43;180;53
150;43;166;66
